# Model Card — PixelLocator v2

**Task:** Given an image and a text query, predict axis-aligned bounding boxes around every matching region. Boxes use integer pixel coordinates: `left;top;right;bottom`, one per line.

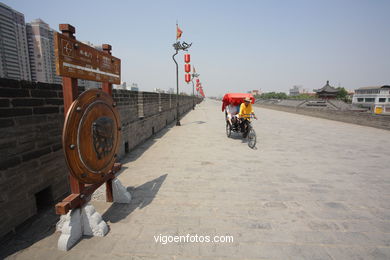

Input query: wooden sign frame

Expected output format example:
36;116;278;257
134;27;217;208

55;24;121;215
54;30;121;84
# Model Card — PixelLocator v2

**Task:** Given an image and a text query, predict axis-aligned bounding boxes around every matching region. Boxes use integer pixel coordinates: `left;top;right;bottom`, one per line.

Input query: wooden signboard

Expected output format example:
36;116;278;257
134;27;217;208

54;24;121;215
62;89;121;184
54;32;121;84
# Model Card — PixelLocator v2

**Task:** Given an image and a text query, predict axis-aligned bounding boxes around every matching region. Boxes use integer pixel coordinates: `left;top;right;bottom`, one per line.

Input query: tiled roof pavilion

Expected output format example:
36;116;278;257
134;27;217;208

314;80;339;98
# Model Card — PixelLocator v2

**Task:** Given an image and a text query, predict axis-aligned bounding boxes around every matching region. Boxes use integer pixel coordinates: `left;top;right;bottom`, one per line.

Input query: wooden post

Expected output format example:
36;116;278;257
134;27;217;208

60;24;85;195
102;43;114;202
101;44;113;96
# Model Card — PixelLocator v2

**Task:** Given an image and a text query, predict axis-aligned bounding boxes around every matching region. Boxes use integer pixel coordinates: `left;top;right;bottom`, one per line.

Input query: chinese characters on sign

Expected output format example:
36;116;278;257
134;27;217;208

54;32;121;84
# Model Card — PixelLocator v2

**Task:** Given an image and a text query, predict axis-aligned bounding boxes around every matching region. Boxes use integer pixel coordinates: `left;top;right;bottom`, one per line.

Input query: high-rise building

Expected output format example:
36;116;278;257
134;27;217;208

26;19;61;84
0;3;31;80
289;85;308;96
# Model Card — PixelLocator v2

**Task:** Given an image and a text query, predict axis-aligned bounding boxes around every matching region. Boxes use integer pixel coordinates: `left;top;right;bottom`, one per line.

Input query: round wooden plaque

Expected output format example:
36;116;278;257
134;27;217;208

63;89;121;184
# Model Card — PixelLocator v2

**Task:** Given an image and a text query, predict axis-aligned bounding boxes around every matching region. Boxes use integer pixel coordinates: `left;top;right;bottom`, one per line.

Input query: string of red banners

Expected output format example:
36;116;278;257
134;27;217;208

183;53;205;97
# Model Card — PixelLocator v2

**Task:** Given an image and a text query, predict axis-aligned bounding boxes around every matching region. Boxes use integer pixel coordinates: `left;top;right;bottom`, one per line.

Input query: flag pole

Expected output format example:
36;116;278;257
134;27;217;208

172;21;191;126
174;21;180;125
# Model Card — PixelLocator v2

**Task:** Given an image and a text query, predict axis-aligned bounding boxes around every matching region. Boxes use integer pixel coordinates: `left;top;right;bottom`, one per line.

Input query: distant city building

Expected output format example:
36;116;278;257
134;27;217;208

120;82;127;89
26;19;61;84
251;90;262;96
82;41;102;51
78;79;102;89
0;3;31;80
130;83;139;91
289;85;307;96
313;81;339;99
352;85;390;112
153;88;165;93
167;88;174;94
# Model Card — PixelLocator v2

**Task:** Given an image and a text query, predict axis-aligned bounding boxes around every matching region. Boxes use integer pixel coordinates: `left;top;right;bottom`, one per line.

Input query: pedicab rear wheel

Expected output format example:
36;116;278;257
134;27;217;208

247;127;256;148
226;122;232;137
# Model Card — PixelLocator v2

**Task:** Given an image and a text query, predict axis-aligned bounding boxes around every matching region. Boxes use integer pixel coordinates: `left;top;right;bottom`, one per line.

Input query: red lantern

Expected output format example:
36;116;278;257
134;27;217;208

185;73;191;83
184;54;190;63
184;64;191;73
196;79;200;83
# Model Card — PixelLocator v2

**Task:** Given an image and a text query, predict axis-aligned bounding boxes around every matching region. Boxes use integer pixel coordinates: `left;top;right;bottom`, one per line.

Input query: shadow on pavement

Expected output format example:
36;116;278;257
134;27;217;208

102;174;167;223
0;207;59;259
228;132;259;149
180;120;206;126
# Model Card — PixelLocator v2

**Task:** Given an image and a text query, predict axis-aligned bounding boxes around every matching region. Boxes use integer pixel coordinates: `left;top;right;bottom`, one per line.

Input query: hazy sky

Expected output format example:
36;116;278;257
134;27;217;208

3;0;390;96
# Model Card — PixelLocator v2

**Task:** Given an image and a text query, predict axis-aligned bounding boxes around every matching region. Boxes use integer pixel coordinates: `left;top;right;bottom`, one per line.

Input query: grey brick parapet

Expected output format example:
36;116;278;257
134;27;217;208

255;103;390;131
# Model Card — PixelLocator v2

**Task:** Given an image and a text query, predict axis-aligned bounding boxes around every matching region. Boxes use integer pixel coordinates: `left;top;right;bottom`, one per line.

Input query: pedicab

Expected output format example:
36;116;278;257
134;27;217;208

222;93;257;148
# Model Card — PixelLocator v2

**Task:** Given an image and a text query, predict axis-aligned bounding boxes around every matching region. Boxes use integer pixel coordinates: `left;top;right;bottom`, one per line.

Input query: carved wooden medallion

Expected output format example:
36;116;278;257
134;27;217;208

63;89;121;184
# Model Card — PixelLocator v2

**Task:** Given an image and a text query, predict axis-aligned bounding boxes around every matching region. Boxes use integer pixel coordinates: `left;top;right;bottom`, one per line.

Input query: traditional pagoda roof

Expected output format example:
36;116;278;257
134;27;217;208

314;81;339;93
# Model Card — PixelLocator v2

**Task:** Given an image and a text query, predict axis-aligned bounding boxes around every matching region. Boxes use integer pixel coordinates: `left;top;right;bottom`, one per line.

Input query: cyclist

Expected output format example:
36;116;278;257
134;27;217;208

238;97;257;137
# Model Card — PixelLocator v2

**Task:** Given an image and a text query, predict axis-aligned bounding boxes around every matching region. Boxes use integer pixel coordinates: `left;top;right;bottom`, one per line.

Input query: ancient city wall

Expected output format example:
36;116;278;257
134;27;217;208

255;103;390;131
0;78;201;238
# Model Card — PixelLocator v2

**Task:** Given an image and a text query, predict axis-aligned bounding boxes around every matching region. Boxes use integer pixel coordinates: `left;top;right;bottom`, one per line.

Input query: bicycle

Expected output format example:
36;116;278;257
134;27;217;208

226;113;257;148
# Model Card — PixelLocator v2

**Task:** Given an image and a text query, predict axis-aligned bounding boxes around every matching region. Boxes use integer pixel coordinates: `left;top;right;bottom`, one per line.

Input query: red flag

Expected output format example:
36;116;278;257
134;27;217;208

176;25;183;40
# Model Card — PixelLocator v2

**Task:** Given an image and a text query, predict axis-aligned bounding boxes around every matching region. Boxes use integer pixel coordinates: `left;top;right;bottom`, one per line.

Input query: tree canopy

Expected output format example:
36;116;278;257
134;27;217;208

336;87;348;99
256;92;288;100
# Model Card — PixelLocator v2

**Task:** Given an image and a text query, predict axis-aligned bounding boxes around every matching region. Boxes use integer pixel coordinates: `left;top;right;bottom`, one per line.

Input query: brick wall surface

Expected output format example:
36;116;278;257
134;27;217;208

0;78;202;238
0;78;69;237
255;103;390;131
160;93;171;111
142;92;159;117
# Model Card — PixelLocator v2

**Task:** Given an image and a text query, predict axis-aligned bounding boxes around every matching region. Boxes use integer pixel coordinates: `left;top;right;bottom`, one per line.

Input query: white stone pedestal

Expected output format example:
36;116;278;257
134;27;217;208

112;178;132;203
57;203;108;251
56;178;131;251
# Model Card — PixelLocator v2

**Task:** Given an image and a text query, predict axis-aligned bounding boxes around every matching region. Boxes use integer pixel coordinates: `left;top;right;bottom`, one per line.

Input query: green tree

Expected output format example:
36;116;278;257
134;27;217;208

257;92;288;99
336;87;348;99
289;93;315;100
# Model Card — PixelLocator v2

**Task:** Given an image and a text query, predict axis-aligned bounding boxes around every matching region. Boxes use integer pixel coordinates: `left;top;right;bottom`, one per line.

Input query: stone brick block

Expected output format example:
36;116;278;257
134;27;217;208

0;88;29;97
18;132;35;144
37;82;61;90
46;114;63;122
33;107;59;115
1;141;35;159
0;108;33;118
30;89;57;98
0;78;21;88
0;99;10;107
19;80;37;89
51;142;62;152
0;118;14;128
14;115;47;126
22;147;51;162
0;139;16;150
0;157;21;170
12;98;45;107
45;98;63;105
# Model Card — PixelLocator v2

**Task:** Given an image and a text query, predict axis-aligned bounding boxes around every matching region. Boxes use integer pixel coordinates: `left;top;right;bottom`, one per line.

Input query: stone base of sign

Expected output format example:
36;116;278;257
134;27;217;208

112;178;132;203
56;203;108;251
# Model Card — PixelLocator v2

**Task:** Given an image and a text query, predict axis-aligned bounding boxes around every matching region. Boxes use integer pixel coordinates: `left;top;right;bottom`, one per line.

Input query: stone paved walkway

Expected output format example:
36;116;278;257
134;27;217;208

3;99;390;259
